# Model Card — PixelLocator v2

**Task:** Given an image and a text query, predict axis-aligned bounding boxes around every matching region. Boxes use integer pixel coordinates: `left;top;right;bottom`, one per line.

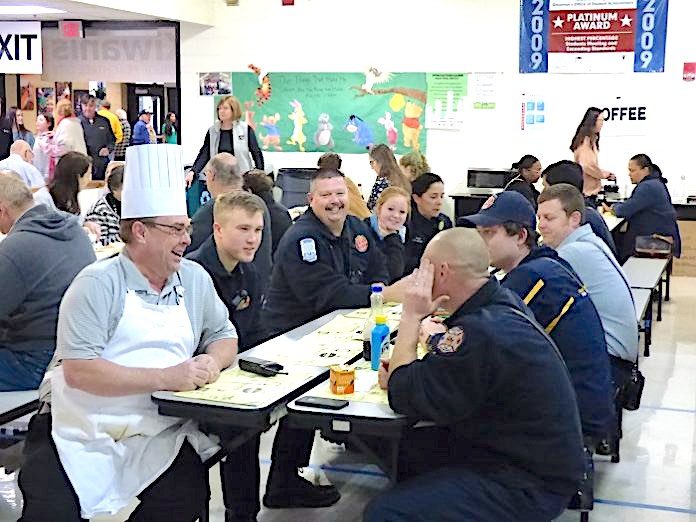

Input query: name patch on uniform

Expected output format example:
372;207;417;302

434;326;465;355
300;238;317;262
354;234;368;253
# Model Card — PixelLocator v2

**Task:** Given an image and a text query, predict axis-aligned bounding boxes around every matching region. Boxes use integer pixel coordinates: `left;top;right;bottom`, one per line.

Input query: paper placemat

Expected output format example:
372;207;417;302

174;365;317;407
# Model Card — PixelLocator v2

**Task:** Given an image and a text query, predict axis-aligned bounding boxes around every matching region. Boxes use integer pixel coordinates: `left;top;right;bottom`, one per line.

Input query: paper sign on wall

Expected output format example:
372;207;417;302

520;0;669;74
425;73;468;130
0;22;42;74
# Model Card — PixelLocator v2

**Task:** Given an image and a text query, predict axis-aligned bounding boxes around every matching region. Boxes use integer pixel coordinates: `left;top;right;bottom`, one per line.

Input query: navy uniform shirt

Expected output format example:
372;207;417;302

264;209;390;337
389;278;585;497
404;210;452;274
505;177;541;210
503;246;615;442
614;171;681;261
186;235;263;351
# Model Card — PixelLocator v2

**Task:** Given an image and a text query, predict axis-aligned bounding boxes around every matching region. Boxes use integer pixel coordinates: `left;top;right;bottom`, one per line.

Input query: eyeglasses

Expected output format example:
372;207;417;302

144;221;192;237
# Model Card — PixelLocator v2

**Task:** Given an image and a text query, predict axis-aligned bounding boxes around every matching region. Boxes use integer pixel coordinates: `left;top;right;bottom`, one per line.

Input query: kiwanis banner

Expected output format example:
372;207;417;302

520;0;668;74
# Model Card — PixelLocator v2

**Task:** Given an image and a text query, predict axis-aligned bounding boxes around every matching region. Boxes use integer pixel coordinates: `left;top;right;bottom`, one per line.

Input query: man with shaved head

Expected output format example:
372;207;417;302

365;228;585;522
0;140;44;188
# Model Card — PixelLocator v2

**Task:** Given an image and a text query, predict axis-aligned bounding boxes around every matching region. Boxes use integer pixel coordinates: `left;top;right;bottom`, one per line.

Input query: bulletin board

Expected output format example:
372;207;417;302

219;72;428;154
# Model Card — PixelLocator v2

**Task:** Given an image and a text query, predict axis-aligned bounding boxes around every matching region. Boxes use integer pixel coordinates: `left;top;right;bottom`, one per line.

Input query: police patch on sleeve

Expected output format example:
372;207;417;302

434;326;465;355
299;238;318;263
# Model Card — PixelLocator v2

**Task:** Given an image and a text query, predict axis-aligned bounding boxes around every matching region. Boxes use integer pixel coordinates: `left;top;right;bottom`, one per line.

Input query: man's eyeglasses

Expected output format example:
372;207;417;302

143;221;192;237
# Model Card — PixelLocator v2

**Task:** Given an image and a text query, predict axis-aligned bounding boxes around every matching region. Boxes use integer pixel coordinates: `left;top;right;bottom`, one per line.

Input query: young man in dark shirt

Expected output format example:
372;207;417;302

187;191;266;521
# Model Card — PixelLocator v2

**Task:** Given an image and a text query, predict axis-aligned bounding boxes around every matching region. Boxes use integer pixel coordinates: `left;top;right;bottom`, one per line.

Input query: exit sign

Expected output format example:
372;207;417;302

282;0;294;5
59;20;83;39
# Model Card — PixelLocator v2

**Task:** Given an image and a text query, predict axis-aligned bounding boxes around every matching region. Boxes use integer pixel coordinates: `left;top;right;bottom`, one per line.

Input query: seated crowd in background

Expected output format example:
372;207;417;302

0;117;684;520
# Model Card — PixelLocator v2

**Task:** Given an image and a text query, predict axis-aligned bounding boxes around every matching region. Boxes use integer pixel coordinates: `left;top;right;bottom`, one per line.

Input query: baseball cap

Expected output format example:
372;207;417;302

457;191;536;229
139;109;152;116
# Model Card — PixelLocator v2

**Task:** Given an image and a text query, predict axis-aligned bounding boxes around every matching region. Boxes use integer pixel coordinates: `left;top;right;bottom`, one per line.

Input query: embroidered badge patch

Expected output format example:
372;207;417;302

481;195;497;210
354;234;368;253
435;327;465;354
438;220;445;231
300;238;317;262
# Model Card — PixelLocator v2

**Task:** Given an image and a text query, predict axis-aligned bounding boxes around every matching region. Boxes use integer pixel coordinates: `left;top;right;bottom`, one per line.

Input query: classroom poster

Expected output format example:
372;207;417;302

520;0;669;74
55;82;72;101
36;87;54;117
425;73;468;130
470;73;500;110
226;71;427;154
19;76;35;110
521;95;546;131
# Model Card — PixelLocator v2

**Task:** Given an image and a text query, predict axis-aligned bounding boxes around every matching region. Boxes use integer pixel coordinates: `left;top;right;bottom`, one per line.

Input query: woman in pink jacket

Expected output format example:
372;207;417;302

48;99;87;182
570;107;615;206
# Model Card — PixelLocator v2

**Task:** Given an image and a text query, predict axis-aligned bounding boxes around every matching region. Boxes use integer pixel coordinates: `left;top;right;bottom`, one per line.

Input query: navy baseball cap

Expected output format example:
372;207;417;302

457;191;536;229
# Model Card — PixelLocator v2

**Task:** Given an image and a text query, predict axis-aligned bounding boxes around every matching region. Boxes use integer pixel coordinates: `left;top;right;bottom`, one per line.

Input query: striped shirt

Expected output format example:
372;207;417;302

85;195;121;245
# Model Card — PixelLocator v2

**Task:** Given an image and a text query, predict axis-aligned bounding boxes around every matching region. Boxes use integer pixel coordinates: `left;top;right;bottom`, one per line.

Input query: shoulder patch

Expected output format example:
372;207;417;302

434;326;465;355
354;234;368;253
438;220;445;231
299;238;317;262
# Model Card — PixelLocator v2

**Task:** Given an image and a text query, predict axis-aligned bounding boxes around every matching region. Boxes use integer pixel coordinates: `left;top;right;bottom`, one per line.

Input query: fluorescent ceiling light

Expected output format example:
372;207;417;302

0;5;66;15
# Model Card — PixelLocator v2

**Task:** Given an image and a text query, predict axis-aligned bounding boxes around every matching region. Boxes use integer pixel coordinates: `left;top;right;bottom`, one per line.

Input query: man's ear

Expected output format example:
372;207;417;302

517;227;529;247
307;192;314;205
571;210;583;227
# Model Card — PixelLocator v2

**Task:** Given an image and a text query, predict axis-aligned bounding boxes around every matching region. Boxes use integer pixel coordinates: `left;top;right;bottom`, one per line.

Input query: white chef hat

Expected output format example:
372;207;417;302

122;144;187;219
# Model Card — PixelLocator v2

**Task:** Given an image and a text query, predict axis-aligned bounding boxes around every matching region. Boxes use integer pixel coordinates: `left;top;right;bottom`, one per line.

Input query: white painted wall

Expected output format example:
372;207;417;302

179;0;696;215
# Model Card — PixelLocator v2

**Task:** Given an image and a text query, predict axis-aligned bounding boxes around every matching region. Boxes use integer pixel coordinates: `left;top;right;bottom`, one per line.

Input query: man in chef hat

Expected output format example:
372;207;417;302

19;144;238;521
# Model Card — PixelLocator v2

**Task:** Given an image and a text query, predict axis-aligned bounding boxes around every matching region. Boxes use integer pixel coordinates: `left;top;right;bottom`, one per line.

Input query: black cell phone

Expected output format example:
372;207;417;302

295;396;349;410
238;357;286;377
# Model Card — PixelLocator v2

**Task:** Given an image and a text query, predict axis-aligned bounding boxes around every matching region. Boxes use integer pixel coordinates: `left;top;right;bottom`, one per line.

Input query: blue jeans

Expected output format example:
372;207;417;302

364;467;570;522
0;349;54;391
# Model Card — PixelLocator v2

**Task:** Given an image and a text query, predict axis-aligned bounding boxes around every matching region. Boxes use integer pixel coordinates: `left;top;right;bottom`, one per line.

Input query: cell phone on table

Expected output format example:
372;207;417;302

295;396;349;410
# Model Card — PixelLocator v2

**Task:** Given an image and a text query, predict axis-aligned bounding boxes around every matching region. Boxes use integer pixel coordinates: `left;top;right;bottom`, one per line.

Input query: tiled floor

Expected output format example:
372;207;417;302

1;277;696;521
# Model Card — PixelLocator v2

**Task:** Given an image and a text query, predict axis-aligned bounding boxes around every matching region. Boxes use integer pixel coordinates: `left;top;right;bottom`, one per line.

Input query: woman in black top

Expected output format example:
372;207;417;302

365;186;410;283
404;173;452;273
505;154;542;209
187;95;264;187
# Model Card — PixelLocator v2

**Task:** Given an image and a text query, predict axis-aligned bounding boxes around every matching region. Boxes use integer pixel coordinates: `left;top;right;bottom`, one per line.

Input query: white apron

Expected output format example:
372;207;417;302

50;290;218;518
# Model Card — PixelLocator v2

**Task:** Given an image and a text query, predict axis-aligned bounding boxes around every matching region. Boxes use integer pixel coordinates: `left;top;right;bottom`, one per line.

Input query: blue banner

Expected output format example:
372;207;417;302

633;0;669;72
519;0;549;73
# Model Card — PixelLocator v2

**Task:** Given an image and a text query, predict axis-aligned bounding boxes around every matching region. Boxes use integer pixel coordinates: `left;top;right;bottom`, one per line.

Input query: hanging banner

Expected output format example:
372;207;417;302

0;22;42;74
520;0;669;74
228;72;427;154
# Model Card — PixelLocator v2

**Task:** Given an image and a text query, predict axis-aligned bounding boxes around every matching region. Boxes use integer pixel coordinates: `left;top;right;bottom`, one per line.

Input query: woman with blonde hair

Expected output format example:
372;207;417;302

188;95;264;186
367;143;410;210
365;186;410;282
48;98;87;181
399;151;430;181
187;95;264;215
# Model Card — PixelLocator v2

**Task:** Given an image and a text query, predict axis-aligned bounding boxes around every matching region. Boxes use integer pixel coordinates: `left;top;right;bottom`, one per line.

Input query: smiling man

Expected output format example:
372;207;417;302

18;144;238;521
261;168;401;511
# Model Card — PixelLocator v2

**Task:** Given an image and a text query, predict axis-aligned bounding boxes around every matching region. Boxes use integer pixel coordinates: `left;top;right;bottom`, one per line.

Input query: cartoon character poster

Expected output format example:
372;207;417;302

222;70;427;154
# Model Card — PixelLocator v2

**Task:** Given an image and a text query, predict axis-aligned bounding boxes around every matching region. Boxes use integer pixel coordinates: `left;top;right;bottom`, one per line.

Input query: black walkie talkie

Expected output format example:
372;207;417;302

238;357;287;377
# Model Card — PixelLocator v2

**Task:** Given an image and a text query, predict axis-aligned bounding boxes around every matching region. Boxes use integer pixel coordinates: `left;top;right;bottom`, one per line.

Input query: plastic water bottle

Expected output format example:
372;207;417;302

370;315;390;371
362;285;384;360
